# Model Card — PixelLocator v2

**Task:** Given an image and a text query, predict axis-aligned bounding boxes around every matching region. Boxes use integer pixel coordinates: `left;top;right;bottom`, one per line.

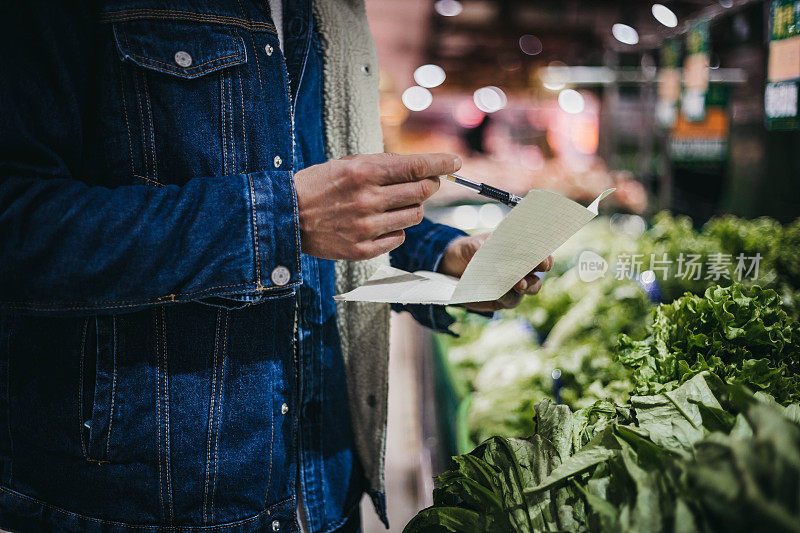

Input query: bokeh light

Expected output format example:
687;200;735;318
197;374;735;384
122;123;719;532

651;4;678;28
434;0;462;17
519;34;543;56
451;205;478;230
401;86;433;111
612;23;639;45
414;64;446;88
558;89;585;114
473;86;507;113
478;203;505;228
453;99;486;128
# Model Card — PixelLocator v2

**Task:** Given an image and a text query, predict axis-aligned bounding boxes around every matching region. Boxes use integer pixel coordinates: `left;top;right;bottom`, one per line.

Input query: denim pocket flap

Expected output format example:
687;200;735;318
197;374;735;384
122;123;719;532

113;20;247;79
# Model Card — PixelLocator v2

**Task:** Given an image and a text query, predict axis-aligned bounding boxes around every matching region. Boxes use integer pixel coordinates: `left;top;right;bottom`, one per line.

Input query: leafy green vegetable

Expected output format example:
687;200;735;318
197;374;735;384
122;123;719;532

414;213;800;533
407;375;800;533
405;398;619;533
617;284;800;404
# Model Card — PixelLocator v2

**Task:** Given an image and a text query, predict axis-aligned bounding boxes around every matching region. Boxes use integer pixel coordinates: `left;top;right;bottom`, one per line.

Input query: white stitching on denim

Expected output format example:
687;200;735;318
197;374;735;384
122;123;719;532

125;51;241;76
202;310;222;524
220;73;229;176
161;308;174;524
100;9;277;34
118;61;136;178
210;310;229;522
236;64;248;173
142;74;158;182
236;0;264;92
78;318;90;460
226;74;235;173
133;174;163;187
128;33;151;180
263;313;275;506
154;311;165;521
0;485;292;530
0;278;302;312
247;175;263;288
105;316;118;458
4;318;13;485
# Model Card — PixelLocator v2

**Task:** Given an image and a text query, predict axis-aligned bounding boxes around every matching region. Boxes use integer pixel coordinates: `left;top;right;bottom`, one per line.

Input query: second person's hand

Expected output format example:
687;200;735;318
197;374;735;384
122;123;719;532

438;233;554;312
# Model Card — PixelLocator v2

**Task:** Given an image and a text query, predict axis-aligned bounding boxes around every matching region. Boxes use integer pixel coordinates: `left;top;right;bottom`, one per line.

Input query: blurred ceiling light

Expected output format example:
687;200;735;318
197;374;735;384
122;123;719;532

519;34;543;55
542;65;615;85
557;89;585;114
434;0;462;17
612;23;639;45
541;61;568;90
401;86;433;111
413;64;446;88
543;80;566;91
651;4;678;28
454;99;485;128
473;86;507;113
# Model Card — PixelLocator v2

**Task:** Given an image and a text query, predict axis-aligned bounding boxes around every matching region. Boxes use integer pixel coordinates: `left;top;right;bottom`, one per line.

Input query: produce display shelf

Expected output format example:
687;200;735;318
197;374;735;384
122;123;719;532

431;334;477;457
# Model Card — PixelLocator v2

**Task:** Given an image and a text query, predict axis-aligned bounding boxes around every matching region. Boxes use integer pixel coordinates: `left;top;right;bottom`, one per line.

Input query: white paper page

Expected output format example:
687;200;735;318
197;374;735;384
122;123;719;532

335;188;614;305
334;265;458;304
448;189;603;303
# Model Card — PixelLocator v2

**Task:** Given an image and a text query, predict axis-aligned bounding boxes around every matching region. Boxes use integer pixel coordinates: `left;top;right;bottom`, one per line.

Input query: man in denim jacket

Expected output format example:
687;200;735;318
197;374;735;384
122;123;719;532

0;1;549;531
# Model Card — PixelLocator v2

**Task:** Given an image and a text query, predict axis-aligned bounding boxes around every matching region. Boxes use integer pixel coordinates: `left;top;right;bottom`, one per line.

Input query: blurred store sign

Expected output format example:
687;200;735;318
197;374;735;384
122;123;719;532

669;104;729;165
766;0;800;130
657;39;682;127
538;66;744;86
682;20;711;122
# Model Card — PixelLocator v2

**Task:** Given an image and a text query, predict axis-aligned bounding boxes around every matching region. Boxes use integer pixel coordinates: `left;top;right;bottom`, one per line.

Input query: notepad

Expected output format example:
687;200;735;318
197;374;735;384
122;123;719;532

335;188;615;305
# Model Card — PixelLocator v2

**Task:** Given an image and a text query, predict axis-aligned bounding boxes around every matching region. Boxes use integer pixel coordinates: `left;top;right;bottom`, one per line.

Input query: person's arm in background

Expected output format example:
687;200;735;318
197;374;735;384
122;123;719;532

389;218;470;333
0;6;456;316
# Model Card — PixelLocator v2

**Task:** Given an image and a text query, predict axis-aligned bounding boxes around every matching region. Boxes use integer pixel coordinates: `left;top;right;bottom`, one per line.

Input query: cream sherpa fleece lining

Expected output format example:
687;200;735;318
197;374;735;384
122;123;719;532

312;0;392;502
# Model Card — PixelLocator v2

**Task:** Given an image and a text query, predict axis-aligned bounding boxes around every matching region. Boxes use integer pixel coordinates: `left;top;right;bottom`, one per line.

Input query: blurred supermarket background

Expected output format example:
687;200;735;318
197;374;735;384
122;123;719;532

359;0;800;530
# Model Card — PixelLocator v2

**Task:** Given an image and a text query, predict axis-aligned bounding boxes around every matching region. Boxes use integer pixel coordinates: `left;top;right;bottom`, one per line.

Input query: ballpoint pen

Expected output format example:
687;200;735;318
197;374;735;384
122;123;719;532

440;173;524;207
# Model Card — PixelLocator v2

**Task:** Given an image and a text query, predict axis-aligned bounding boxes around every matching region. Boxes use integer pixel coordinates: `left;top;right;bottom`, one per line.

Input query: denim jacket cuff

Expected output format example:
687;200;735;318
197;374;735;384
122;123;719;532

243;169;303;295
393;223;467;273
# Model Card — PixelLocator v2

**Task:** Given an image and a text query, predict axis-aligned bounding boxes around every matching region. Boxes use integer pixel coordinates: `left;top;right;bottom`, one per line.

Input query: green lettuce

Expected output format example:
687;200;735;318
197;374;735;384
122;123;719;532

617;284;800;404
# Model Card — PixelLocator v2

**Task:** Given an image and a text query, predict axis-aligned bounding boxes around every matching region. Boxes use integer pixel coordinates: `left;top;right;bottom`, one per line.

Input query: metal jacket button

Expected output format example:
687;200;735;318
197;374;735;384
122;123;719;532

281;403;289;415
271;266;290;286
271;520;281;531
265;44;273;56
273;155;282;168
174;51;192;67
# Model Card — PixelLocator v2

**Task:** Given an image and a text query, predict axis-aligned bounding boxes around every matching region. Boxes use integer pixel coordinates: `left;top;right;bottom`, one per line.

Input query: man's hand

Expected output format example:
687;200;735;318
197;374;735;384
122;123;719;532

438;234;553;312
294;153;460;260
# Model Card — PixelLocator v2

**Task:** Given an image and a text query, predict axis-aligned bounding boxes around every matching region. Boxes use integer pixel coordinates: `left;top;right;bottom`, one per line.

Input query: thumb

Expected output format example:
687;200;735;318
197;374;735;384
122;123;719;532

464;233;490;258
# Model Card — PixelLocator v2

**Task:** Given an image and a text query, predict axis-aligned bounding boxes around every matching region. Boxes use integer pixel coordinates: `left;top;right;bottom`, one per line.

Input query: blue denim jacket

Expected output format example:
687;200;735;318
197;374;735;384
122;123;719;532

0;2;464;531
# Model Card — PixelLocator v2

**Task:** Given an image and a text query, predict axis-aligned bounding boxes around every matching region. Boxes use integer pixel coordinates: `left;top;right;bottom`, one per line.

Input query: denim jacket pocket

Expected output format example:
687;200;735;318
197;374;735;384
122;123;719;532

112;20;247;79
79;316;117;463
108;19;251;186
